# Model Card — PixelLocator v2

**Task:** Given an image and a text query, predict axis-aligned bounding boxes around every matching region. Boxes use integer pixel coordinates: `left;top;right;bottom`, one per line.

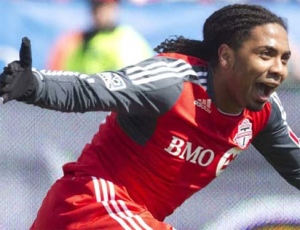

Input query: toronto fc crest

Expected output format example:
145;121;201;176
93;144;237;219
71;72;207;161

233;119;253;149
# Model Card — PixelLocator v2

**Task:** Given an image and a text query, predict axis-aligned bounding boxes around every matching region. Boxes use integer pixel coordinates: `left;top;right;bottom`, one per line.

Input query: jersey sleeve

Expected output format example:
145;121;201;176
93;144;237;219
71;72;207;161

252;93;300;189
29;56;196;114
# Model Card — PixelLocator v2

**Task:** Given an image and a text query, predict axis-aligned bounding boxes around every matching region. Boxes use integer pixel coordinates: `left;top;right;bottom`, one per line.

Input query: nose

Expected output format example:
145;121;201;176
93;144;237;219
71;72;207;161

269;58;287;82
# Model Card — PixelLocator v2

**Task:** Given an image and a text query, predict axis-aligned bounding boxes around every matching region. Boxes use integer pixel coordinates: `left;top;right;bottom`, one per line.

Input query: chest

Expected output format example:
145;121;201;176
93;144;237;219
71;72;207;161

148;82;269;177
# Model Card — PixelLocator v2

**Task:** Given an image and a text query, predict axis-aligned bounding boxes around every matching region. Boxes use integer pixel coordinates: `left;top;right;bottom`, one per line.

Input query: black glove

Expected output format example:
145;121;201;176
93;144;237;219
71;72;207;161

0;37;38;103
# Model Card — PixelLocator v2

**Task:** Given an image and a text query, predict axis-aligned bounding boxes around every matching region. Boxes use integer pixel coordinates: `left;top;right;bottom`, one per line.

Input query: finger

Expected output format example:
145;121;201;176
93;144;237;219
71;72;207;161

19;37;32;68
0;83;13;93
3;66;13;75
0;74;13;84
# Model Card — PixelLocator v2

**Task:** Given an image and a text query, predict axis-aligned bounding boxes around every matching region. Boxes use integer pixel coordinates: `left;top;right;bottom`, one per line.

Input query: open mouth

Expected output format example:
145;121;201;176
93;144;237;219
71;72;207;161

256;83;276;98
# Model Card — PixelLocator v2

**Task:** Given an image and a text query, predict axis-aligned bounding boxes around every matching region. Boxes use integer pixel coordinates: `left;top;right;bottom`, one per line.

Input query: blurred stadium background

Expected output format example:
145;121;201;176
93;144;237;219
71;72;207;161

0;0;300;229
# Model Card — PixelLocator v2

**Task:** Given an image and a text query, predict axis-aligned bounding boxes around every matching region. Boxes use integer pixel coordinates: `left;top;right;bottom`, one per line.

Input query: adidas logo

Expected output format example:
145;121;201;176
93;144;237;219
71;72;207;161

194;99;212;113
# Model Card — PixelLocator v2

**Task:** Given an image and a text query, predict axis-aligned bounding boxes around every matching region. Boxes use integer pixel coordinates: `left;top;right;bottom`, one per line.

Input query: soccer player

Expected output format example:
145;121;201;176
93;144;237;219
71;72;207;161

1;4;299;230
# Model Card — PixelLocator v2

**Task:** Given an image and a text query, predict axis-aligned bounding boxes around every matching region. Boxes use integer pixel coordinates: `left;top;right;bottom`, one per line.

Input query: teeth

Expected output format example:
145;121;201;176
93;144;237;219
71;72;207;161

265;83;276;88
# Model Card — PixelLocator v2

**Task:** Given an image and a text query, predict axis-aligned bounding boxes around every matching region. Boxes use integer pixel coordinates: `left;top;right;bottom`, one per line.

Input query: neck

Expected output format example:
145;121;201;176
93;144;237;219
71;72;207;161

211;67;243;115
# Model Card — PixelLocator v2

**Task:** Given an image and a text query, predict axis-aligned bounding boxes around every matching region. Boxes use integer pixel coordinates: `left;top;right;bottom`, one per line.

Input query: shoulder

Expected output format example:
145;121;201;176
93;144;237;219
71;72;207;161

122;55;198;80
269;92;287;122
254;92;288;133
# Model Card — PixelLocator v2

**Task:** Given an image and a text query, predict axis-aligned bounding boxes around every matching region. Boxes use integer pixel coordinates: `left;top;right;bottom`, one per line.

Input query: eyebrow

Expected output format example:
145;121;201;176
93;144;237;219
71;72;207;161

256;45;291;56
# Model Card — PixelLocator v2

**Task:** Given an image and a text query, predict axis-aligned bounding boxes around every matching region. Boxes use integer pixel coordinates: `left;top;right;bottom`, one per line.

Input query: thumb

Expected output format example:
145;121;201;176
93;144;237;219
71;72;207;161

19;37;32;68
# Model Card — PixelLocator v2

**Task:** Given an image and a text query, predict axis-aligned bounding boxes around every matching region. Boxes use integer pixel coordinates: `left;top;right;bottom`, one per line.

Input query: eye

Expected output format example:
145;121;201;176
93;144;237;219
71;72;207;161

260;50;273;59
281;53;291;65
262;51;271;56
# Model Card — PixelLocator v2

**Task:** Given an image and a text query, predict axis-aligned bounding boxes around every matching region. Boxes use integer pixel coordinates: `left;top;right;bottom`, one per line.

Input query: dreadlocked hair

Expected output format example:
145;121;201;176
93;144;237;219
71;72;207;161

154;4;288;67
154;36;207;59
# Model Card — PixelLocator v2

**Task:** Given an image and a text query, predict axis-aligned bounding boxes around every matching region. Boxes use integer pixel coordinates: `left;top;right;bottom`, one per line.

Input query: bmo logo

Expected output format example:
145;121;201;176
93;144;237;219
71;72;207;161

164;136;241;177
164;136;215;167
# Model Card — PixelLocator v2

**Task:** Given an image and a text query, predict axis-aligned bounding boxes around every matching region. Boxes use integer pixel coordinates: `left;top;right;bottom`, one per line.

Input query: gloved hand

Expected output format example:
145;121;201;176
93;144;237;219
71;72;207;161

0;37;38;103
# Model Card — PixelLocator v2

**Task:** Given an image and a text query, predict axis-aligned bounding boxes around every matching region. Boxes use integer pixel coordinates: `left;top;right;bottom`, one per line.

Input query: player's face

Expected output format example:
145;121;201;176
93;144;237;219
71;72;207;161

223;23;291;113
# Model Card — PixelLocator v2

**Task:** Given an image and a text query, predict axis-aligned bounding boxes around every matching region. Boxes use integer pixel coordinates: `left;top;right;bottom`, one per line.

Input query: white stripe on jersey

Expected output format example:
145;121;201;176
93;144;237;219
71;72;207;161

91;177;153;230
271;93;300;147
196;71;208;77
198;78;208;84
125;58;209;87
271;92;287;124
131;70;196;85
126;59;187;76
128;64;192;81
92;176;101;201
118;200;154;230
40;69;81;77
126;61;190;80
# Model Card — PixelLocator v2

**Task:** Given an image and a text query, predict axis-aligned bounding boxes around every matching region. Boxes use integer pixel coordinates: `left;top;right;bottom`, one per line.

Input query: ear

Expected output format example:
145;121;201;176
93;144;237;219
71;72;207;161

218;44;234;69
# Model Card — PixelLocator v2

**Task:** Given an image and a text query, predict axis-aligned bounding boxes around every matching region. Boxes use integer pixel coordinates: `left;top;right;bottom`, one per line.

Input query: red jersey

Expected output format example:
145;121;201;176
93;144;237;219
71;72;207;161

32;53;300;221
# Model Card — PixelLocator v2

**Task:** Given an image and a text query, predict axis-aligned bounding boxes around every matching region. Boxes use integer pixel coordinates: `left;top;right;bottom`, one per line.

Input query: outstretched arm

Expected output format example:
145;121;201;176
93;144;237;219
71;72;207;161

0;37;193;115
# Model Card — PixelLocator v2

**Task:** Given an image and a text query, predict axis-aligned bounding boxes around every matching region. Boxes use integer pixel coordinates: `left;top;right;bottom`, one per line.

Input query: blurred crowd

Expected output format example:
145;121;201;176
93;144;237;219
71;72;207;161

4;0;300;81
